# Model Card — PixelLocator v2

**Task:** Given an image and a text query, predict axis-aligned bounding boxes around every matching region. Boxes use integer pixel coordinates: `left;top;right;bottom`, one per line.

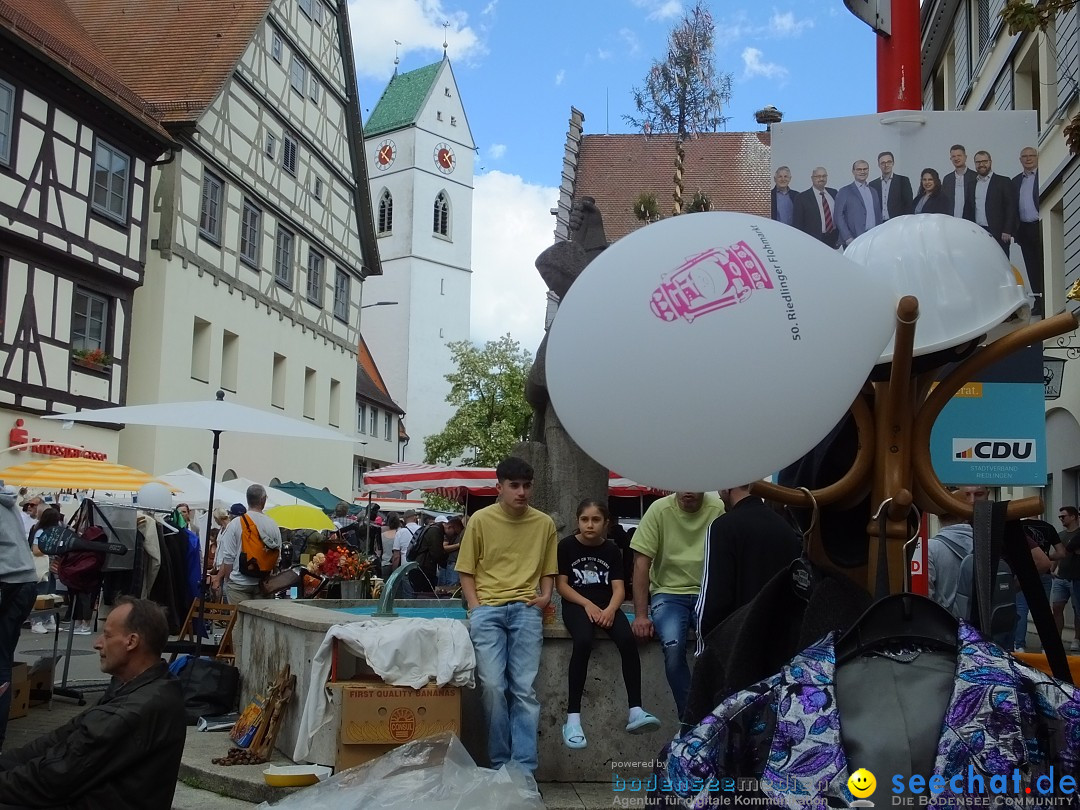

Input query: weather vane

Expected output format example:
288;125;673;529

442;21;449;54
393;39;401;70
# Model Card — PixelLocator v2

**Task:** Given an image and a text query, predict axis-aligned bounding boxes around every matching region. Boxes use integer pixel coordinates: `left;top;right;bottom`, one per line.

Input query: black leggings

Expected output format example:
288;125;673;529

562;600;642;714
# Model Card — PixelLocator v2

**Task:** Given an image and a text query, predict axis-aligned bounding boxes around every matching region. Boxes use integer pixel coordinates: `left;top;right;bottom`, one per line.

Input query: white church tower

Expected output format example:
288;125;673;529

362;55;474;462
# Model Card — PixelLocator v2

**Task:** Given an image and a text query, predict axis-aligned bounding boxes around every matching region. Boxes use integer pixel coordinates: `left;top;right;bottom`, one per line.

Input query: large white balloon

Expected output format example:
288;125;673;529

545;212;895;492
843;214;1033;363
136;482;173;512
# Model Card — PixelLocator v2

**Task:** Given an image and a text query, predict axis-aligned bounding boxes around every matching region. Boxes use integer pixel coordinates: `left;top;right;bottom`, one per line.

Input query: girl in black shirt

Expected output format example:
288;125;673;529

556;499;660;749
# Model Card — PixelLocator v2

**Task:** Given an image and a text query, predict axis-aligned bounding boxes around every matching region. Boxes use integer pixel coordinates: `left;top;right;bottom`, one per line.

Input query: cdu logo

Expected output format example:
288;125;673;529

952;438;1037;463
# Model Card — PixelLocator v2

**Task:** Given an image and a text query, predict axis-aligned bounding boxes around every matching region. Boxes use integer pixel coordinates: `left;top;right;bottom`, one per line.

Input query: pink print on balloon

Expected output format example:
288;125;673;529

650;242;774;323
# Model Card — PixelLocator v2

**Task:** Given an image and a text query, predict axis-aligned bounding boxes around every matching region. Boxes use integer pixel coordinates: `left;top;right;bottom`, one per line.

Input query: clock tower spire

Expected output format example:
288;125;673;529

361;58;475;463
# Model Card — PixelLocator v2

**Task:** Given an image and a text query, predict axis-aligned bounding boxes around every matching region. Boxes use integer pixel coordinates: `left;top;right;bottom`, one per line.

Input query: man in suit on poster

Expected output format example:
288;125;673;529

972;150;1018;255
834;159;883;247
1013;146;1043;315
795;167;839;249
770;166;800;227
869;151;914;221
945;144;978;221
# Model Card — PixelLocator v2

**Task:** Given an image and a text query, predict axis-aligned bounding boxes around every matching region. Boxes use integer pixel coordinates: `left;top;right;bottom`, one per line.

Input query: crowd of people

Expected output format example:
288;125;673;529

923;483;1080;653
454;456;808;774
3;460;1078;803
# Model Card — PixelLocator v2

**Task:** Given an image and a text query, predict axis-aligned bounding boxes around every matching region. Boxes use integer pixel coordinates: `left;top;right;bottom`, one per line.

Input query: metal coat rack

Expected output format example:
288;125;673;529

752;297;1079;595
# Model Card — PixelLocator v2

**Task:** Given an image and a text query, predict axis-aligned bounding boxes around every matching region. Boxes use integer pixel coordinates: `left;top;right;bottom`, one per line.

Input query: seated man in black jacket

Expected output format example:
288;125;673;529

0;596;186;810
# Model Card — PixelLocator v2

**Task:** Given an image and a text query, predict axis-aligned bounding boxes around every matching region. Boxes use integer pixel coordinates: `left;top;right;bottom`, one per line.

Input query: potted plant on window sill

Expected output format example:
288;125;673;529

71;348;113;372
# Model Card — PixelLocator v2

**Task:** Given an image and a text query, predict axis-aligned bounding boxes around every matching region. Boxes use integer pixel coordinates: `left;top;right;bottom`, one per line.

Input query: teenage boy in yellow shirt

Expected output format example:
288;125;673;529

456;456;557;773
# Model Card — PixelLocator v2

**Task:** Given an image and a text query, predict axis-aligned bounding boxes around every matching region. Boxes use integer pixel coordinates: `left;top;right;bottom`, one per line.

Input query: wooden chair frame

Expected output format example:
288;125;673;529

164;599;238;664
751;298;1079;596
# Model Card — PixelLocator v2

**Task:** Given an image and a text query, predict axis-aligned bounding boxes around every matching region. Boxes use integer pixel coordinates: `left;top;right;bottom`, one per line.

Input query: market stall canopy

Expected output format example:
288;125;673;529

43;392;360;629
226;477;302;508
362;463;667;498
271;481;348;512
157;468;247;510
0;457;170;491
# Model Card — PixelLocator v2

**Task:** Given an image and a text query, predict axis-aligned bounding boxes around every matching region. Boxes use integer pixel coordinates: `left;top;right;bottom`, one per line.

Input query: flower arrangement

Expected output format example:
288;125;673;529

71;347;113;367
308;546;376;581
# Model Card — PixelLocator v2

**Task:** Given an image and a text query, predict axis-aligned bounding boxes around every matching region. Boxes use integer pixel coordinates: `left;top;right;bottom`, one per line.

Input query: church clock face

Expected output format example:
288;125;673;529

434;142;456;174
375;139;396;170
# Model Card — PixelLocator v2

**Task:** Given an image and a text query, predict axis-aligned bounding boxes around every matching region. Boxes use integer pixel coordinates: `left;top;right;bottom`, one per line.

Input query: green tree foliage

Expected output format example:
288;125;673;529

1002;0;1080;151
623;0;732;139
423;335;533;467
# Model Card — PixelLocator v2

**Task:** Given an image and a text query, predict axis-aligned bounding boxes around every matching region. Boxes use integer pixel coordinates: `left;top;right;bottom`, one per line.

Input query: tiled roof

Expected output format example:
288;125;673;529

363;60;441;137
357;336;402;414
0;0;170;140
573;132;772;242
65;0;271;124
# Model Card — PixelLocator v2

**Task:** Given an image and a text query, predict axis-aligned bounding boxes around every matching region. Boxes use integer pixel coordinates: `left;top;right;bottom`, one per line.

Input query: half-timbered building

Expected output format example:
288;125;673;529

0;0;173;464
66;0;383;495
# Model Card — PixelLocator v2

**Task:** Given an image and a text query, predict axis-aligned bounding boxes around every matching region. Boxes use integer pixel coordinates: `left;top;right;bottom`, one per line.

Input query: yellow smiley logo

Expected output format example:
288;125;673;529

848;768;877;798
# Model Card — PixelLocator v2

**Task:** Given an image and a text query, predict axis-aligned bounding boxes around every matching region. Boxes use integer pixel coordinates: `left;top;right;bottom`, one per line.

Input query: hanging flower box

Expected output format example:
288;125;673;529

71;348;113;372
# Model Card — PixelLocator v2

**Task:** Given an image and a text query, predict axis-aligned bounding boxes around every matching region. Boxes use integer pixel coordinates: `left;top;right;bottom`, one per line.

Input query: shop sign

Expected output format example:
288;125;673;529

8;419;108;461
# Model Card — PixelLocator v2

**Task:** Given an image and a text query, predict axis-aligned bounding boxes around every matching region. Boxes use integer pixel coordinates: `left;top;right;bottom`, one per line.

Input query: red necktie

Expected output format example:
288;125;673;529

821;192;833;232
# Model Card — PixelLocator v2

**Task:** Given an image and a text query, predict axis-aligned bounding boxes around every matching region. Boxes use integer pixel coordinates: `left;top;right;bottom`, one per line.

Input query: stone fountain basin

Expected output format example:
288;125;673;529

236;598;684;781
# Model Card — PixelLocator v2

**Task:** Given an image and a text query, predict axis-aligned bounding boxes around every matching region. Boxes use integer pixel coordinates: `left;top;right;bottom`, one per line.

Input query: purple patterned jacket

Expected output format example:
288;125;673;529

655;622;1080;809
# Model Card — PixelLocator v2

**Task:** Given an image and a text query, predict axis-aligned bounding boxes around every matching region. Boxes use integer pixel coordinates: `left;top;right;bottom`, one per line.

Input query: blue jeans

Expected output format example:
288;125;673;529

437;566;459;587
651;593;697;720
1014;573;1053;649
0;582;37;750
468;601;543;772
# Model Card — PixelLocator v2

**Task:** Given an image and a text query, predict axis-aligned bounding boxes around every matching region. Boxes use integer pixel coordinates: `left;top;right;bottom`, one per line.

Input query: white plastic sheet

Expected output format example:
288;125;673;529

259;733;544;810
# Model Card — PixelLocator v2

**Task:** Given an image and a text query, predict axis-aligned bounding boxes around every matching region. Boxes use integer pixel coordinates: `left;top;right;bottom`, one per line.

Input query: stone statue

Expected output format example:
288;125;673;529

515;197;610;536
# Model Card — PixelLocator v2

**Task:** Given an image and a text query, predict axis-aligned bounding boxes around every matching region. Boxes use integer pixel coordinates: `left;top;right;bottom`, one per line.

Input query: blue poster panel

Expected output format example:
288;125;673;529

930;344;1046;486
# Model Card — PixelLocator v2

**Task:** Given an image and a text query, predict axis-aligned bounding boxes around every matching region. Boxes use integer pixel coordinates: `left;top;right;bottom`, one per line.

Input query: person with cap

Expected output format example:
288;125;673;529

391;510;421;597
408;516;463;594
0;483;38;750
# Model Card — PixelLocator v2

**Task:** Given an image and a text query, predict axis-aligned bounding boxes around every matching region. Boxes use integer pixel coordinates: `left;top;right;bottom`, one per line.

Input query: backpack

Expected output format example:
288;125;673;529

237;515;279;580
407;524;446;568
404;524;425;562
937;533;1016;634
57;526;107;593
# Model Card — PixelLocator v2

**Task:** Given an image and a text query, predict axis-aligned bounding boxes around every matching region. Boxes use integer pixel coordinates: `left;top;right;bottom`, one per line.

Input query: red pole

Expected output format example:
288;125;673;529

877;0;922;112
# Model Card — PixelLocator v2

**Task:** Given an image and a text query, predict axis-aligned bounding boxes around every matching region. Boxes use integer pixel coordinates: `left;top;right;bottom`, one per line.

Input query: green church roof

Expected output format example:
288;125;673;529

364;60;441;137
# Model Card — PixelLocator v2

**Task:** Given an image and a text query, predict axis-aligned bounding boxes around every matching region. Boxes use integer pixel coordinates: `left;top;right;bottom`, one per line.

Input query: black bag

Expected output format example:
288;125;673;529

175;656;240;725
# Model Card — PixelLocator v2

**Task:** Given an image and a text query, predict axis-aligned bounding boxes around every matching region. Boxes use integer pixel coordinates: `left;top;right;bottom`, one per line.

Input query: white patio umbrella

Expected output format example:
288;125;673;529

44;391;358;620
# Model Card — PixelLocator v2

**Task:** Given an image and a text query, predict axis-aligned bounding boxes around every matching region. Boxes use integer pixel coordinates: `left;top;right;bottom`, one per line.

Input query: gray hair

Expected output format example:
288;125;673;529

246;484;268;508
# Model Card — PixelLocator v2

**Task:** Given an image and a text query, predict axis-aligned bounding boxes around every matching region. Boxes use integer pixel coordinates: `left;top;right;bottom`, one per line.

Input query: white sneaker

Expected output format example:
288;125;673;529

46;615;56;631
73;622;92;636
30;622;49;634
1015;646;1027;653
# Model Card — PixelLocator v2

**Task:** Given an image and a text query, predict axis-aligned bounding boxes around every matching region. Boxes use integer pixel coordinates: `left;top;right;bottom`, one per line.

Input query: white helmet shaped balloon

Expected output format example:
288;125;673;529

137;482;173;512
844;214;1033;363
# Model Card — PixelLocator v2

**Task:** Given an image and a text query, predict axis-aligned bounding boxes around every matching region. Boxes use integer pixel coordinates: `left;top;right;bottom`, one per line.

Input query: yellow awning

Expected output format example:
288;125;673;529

0;458;168;492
